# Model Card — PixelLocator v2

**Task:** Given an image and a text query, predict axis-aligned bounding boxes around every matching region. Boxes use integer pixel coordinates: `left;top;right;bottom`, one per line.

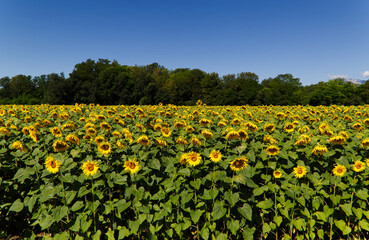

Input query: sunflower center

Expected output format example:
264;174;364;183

234;160;245;168
87;164;94;171
212;153;218;158
51;161;56;168
337;168;343;173
101;144;109;150
129;162;136;169
297;169;303;174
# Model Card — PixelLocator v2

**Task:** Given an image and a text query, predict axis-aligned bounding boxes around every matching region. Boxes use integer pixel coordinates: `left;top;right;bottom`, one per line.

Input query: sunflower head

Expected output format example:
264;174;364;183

201;129;213;139
312;145;328;155
45;156;61;174
293;165;307;178
230;157;248;171
137;135;150;146
273;170;283;178
82;160;99;176
98;142;111;155
353;160;365;172
53;140;69;152
66;134;80;145
332;164;347;177
186;151;202;166
263;123;275;132
190;137;202;146
209;149;222;163
266;145;280;156
124;159;140;174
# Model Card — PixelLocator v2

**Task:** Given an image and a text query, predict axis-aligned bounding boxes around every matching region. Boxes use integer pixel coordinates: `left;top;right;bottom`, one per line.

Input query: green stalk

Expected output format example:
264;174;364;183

329;180;336;240
61;180;70;223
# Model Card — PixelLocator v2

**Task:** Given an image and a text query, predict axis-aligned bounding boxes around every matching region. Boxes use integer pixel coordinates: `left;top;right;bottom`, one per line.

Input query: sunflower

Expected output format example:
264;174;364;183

161;127;171;137
245;122;258;132
116;140;125;149
332;165;347;177
209;149;222;162
218;121;227;127
338;131;349;139
0;127;11;136
154;138;167;147
266;145;280;156
263;135;278;144
11;141;27;152
263;123;275;132
174;121;186;129
186;151;202;166
298;126;310;134
225;131;240;141
137;135;150;146
238;130;248;140
53;140;69;152
311;145;328;155
201;129;213;139
329;135;346;145
29;131;38;142
230;157;248;171
190;137;201;146
361;138;369;148
352;160;365;172
293;165;307;178
273;170;283;178
352;123;364;131
199;118;213;126
176;137;188;145
100;122;112;131
154;124;162;131
124;159;140;174
97;142;111;155
45;156;61;174
82;160;99;176
95;136;106;145
65;134;80;145
283;123;294;133
179;153;189;165
111;130;122;138
86;128;97;136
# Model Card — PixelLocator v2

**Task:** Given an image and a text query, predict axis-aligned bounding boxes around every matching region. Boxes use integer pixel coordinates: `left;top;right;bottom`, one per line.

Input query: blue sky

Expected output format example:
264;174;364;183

1;0;368;85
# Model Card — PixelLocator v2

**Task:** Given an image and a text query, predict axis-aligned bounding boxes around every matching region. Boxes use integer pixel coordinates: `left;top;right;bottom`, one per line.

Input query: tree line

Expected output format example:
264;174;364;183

1;58;368;105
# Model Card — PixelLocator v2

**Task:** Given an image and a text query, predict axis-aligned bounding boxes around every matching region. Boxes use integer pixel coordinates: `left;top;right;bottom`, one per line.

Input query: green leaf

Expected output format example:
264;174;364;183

213;201;227;221
209;188;219;200
215;233;228;240
340;203;352;217
106;228;115;240
262;223;271;234
359;219;369;231
274;215;283;226
39;213;55;230
356;189;369;200
253;186;268;196
238;203;252;221
148;158;161;170
353;207;363;220
53;232;70;240
293;218;305;231
242;228;255;240
70;149;80;158
224;191;239;207
118;226;130;239
114;174;128;185
227;220;240;235
53;206;68;222
190;209;204;224
256;199;273;209
200;227;209;240
181;193;194;205
314;211;327;222
178;168;191;176
80;216;92;232
71;201;84;212
26;195;37;212
334;219;352;235
92;230;102;240
190;179;201;190
8;199;24;213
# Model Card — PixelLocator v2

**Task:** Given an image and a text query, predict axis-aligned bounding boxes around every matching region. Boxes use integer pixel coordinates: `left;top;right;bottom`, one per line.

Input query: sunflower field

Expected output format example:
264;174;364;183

2;103;369;239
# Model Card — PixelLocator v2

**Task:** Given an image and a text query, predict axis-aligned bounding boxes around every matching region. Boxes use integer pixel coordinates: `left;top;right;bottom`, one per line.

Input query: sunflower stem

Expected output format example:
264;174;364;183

91;177;96;232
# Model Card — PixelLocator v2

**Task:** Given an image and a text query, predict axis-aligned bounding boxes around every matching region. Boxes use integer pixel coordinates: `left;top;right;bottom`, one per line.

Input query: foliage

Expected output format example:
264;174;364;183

2;58;369;106
2;104;369;239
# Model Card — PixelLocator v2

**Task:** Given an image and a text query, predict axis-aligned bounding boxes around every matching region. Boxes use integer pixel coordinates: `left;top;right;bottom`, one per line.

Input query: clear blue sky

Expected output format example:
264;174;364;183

1;0;368;85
